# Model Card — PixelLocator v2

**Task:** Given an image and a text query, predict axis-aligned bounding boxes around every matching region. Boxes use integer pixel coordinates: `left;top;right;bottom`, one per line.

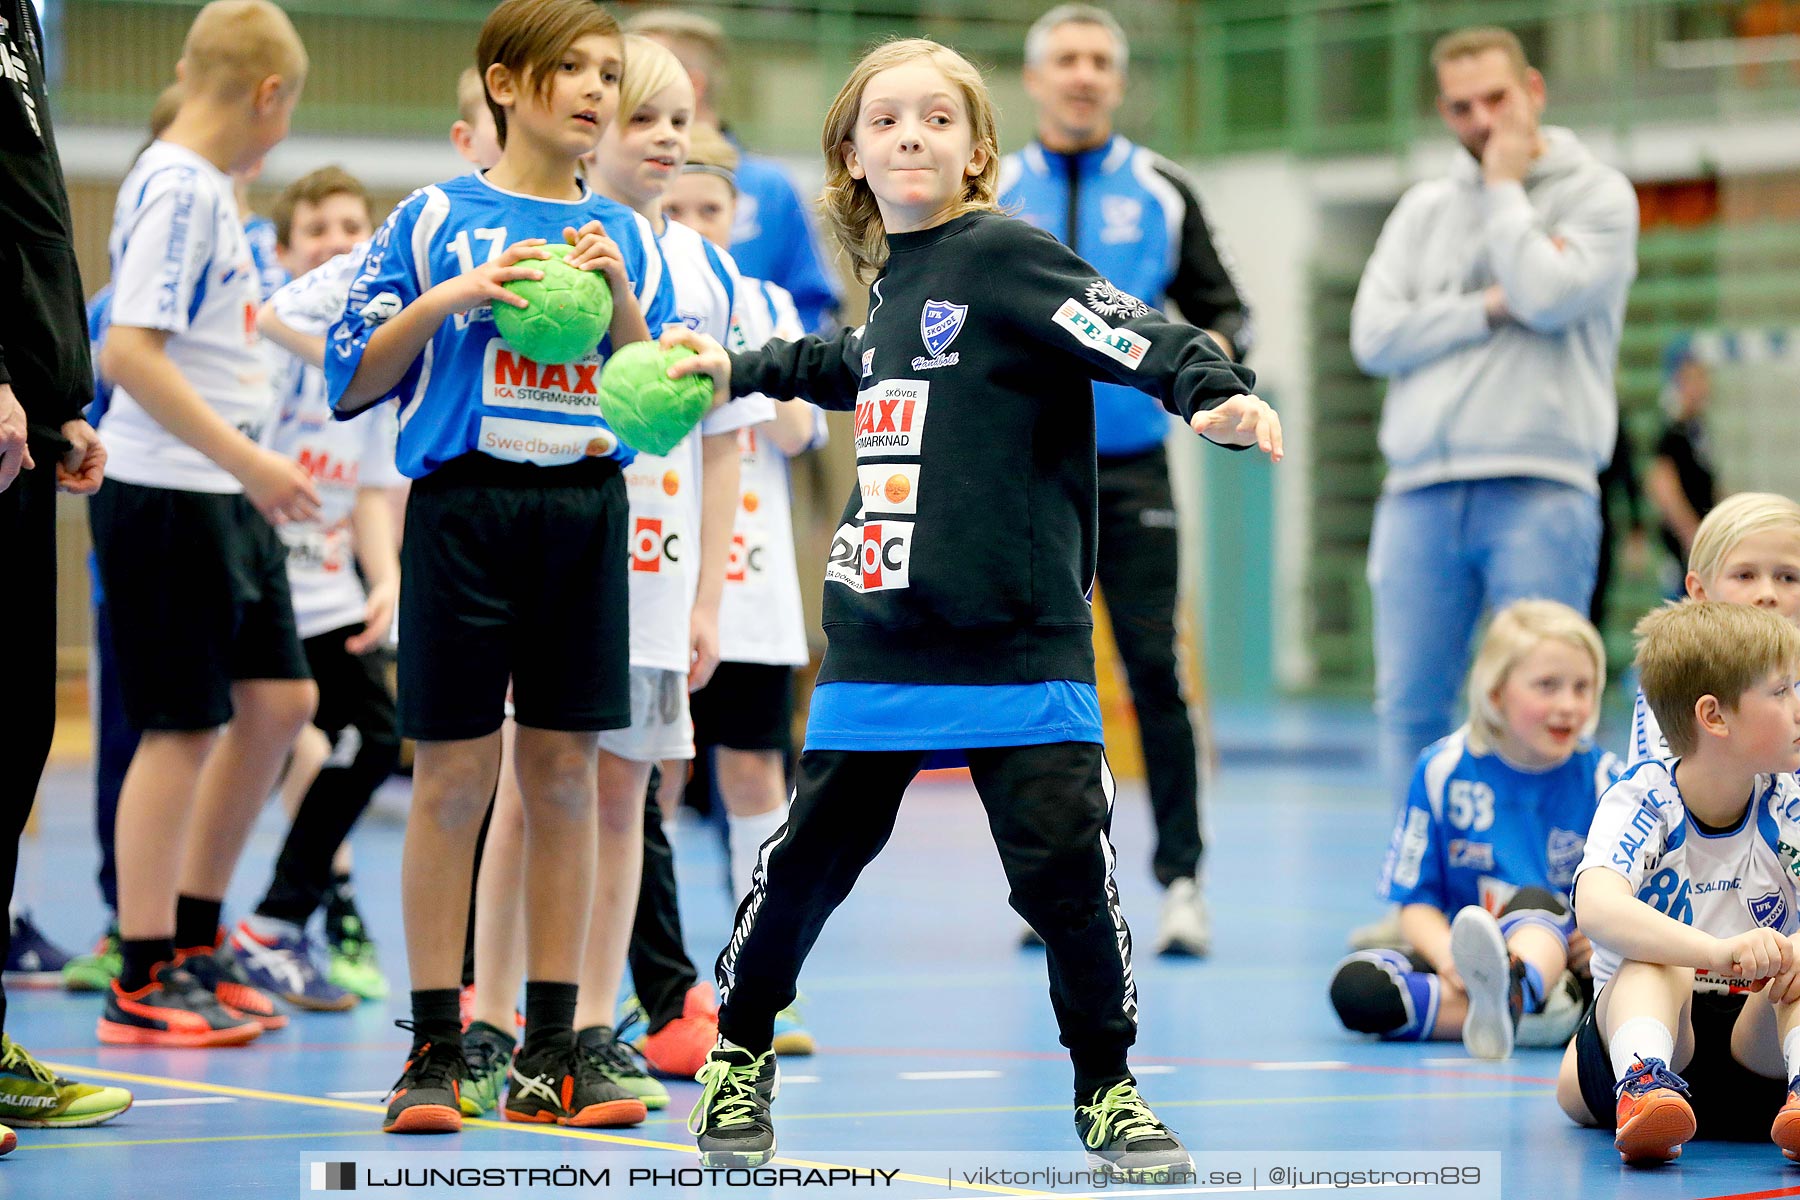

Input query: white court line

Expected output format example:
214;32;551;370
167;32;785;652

325;1090;390;1100
898;1070;1004;1081
131;1097;238;1107
1247;1061;1349;1071
780;1075;822;1084
1419;1057;1479;1067
1133;1064;1178;1075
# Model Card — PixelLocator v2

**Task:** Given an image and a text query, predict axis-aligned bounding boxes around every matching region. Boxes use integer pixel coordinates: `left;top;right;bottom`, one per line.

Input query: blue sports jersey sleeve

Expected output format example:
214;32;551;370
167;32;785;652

325;190;429;419
1378;763;1447;912
85;287;113;419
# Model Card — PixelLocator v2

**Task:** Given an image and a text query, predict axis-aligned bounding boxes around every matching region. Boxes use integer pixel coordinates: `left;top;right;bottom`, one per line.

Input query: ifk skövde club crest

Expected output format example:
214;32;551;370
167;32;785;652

920;300;968;359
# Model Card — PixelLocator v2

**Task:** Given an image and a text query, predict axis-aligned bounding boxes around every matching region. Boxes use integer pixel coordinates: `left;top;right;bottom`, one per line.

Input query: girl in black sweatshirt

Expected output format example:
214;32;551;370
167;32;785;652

673;37;1280;1179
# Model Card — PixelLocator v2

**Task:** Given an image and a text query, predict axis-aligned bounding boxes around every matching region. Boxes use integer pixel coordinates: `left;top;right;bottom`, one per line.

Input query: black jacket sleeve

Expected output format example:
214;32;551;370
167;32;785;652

1150;155;1252;360
728;324;864;412
991;219;1257;429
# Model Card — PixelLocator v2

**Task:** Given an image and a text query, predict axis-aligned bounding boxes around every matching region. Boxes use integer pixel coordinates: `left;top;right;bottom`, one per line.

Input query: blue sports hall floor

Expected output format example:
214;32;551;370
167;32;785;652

3;699;1793;1199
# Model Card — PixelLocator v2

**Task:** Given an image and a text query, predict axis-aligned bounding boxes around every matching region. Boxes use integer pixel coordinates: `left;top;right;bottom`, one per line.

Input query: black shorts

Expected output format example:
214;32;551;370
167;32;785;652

89;480;309;731
1575;985;1788;1140
398;454;629;742
691;662;793;753
302;628;398;745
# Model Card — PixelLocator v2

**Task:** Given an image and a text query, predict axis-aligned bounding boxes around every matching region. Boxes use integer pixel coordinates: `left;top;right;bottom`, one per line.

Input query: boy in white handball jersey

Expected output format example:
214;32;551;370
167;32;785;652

1628;492;1800;763
91;0;316;1048
1560;601;1800;1165
228;166;402;1014
629;124;829;1072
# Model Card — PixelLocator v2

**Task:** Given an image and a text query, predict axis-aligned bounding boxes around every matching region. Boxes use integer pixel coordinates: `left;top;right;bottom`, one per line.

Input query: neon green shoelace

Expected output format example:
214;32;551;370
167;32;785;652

1078;1081;1168;1150
0;1038;57;1086
688;1056;766;1134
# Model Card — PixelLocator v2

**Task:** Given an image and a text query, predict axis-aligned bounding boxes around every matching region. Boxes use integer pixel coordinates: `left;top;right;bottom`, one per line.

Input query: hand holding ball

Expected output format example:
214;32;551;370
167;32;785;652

491;244;613;365
598;342;716;457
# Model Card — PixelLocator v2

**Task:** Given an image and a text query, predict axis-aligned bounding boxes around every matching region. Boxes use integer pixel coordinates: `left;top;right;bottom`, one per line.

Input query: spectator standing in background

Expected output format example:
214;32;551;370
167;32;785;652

1349;26;1638;944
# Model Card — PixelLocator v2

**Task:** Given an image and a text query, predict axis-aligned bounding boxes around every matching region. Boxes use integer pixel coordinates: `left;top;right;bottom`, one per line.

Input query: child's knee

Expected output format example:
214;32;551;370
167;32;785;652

1330;951;1426;1037
241;678;319;733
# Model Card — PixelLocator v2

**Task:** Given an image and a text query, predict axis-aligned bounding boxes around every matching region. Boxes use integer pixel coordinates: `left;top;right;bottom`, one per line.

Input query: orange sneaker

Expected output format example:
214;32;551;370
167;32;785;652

1613;1056;1695;1164
1772;1077;1800;1161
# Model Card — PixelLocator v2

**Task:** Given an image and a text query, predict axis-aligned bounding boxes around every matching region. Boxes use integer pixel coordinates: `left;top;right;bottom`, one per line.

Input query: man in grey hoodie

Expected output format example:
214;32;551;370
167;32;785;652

1351;27;1638;821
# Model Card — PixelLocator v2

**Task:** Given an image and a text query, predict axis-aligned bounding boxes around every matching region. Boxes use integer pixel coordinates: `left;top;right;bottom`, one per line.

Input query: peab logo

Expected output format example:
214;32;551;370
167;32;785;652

310;1161;356;1191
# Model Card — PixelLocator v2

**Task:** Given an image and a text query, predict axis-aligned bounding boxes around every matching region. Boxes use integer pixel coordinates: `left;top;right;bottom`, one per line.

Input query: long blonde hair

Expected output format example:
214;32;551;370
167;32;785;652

819;39;1003;282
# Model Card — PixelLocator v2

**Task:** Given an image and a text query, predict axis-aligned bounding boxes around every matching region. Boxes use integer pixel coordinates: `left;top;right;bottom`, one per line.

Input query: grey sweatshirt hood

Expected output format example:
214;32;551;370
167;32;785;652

1350;125;1640;495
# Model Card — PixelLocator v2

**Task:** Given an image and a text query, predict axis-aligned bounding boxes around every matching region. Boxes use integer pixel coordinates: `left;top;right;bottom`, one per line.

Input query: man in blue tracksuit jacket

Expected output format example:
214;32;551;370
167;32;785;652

999;4;1251;958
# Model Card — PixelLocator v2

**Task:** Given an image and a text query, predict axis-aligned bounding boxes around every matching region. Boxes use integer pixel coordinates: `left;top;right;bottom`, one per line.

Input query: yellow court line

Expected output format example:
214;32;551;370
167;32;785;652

17;1128;393;1151
37;1062;1053;1198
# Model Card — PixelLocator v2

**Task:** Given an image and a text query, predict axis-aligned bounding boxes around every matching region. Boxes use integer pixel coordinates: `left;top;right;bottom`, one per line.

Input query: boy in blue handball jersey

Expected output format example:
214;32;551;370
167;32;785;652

327;0;677;1135
1332;600;1622;1060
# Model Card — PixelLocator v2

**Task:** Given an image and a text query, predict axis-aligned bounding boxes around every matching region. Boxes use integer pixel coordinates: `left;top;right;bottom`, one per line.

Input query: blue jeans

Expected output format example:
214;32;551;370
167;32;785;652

1367;477;1600;807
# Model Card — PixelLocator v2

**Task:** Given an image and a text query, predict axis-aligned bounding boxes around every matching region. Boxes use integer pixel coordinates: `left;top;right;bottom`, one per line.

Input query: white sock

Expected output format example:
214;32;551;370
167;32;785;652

727;806;788;907
1609;1016;1676;1080
1783;1027;1800;1083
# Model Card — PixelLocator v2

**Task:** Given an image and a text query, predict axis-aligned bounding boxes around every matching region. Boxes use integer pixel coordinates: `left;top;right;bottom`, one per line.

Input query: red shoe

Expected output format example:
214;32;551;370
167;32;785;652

97;965;262;1048
0;1122;14;1156
1772;1077;1800;1161
639;1012;718;1078
1614;1056;1696;1164
175;937;288;1031
459;984;524;1032
683;983;719;1019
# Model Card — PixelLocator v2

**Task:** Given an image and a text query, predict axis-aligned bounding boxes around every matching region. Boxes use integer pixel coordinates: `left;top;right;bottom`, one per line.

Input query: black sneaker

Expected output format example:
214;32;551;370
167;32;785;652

689;1042;779;1167
175;939;289;1031
1074;1080;1192;1182
505;1037;647;1128
383;1022;466;1134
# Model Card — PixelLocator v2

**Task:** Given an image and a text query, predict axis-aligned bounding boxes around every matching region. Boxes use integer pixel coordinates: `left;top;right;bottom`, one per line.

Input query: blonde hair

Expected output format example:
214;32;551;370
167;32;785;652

1464;600;1606;755
1687;492;1800;589
1430;26;1530;80
1635;600;1800;757
685;123;740;178
455;66;487;127
820;39;1003;282
618;35;692;128
476;0;621;148
179;0;307;100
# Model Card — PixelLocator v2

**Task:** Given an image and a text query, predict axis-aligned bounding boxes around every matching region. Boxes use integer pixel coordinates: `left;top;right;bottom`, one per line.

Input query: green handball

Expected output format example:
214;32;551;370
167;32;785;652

491;243;613;364
598;342;715;457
